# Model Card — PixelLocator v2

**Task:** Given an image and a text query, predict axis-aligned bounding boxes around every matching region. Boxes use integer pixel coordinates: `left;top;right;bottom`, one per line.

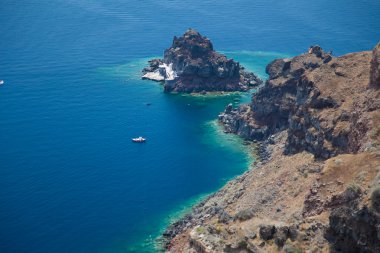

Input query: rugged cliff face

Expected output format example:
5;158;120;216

220;45;379;159
164;44;380;253
142;29;262;93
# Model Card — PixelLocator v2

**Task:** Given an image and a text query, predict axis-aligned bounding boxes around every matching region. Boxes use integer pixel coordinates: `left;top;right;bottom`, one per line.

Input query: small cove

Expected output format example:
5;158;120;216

99;51;289;252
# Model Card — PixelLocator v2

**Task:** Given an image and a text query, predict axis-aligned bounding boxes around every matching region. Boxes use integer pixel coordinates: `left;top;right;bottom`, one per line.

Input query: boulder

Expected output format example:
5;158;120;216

265;58;291;79
259;225;276;240
274;226;289;247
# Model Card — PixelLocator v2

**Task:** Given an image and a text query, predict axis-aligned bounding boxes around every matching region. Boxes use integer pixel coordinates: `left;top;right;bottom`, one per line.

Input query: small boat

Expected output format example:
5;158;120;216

0;80;4;85
132;136;146;143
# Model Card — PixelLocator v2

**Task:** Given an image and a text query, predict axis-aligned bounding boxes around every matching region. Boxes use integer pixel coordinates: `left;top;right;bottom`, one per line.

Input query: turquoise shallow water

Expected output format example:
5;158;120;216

95;53;277;252
0;1;379;253
0;49;286;253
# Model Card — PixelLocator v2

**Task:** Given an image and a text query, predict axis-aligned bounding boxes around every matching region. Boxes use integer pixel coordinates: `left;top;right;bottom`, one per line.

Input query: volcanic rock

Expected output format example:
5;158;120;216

142;29;262;93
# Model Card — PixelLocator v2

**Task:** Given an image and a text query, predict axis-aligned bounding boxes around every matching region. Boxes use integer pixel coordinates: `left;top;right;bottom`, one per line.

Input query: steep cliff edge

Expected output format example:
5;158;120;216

142;29;262;93
220;45;379;159
164;43;380;253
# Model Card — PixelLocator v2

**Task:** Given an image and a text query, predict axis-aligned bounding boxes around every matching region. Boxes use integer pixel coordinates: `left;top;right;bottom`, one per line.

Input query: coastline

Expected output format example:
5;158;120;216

2;2;380;253
156;119;258;251
98;50;291;252
136;50;290;252
164;45;380;252
161;135;269;250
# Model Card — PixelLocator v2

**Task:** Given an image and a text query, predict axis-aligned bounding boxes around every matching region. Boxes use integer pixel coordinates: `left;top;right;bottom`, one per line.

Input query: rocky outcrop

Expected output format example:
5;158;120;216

220;45;380;159
370;43;380;88
219;46;334;144
325;169;380;253
142;29;262;93
327;205;380;253
218;104;271;141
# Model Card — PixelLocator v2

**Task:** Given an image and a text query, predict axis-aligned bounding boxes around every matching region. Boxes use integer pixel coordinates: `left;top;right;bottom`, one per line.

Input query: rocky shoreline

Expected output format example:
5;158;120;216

142;29;262;93
161;139;272;249
162;43;380;252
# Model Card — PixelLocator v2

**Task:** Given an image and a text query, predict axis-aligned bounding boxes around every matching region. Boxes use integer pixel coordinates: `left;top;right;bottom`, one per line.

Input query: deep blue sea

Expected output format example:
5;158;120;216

1;1;379;252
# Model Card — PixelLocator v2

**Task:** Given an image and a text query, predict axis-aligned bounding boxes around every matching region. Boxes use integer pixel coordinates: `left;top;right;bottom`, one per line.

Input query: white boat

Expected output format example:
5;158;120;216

0;80;4;85
132;136;146;143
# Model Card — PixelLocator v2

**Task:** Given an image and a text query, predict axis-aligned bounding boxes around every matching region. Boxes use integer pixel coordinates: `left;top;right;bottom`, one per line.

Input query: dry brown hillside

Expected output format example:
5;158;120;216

163;43;380;253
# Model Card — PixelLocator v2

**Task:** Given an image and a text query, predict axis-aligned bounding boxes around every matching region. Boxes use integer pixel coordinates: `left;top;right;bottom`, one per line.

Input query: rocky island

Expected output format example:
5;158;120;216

163;43;380;252
142;29;262;93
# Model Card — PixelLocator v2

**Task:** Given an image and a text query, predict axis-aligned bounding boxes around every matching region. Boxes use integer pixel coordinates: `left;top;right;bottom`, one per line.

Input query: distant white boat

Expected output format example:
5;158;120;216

0;80;4;85
132;137;146;143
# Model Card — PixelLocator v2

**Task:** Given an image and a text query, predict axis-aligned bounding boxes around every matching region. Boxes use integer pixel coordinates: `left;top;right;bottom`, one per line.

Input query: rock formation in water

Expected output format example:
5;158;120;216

163;43;380;253
142;29;262;93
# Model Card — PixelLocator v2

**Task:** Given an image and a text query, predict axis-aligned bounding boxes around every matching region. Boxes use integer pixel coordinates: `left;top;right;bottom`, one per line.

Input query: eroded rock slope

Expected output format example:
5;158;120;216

164;43;380;253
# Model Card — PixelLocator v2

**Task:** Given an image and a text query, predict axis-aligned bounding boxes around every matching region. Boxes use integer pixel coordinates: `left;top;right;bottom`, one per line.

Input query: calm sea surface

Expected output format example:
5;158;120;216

1;1;379;252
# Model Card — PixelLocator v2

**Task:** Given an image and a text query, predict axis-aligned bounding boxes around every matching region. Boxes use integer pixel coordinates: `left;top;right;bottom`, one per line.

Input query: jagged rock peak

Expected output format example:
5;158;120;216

181;28;205;40
181;28;207;42
167;29;214;60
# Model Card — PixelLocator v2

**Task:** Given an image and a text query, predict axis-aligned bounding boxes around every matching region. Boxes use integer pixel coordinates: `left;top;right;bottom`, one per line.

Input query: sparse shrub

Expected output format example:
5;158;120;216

347;182;361;194
274;226;290;247
356;171;367;183
234;209;254;221
371;187;380;213
218;210;232;224
283;245;302;253
291;115;299;122
334;159;342;166
196;226;205;234
215;224;223;234
369;126;380;139
259;225;276;240
236;239;247;247
208;223;224;234
374;171;380;183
